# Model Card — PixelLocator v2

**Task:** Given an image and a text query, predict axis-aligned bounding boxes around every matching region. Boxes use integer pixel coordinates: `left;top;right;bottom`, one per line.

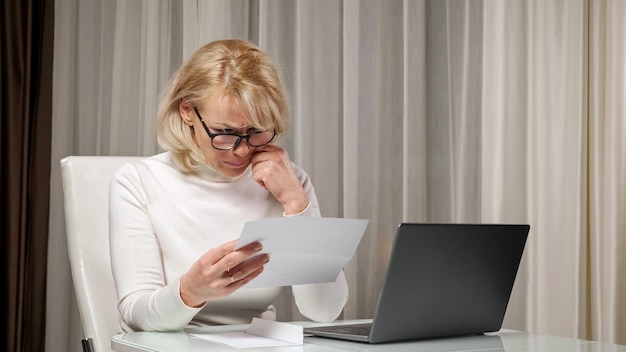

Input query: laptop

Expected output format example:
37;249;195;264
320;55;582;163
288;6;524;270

304;223;530;344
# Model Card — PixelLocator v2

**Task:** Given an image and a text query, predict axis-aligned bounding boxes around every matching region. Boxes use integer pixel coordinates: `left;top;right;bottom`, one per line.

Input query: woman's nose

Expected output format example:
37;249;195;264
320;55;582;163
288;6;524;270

232;140;252;157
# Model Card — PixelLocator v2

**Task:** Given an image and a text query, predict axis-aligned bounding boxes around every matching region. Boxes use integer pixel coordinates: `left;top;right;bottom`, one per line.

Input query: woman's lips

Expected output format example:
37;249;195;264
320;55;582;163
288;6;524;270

225;160;248;168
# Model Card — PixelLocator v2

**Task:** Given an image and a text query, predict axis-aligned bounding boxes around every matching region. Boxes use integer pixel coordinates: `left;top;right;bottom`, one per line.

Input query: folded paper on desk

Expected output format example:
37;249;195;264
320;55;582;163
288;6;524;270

235;217;369;289
191;318;303;348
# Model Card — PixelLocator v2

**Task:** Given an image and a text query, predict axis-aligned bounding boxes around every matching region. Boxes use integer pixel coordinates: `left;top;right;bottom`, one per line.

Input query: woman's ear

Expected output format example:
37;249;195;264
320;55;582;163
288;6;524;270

179;99;194;126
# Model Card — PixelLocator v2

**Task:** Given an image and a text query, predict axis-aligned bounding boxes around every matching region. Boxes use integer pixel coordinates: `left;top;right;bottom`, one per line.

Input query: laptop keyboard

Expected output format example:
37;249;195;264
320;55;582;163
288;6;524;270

309;324;372;336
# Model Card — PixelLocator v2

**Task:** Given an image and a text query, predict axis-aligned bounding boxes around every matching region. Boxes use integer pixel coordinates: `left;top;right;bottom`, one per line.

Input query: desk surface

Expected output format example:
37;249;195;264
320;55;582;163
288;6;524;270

112;319;626;352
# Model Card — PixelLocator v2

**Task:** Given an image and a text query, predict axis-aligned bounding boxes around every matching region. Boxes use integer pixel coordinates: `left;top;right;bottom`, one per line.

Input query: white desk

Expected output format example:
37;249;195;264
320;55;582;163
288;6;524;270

112;319;626;352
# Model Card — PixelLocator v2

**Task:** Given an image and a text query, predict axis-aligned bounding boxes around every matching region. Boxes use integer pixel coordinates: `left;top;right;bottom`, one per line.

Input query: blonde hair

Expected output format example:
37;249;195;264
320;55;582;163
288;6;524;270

156;39;290;173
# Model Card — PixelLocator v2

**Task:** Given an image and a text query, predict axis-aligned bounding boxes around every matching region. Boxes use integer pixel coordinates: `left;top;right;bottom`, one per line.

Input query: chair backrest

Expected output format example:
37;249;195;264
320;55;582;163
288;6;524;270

60;156;142;352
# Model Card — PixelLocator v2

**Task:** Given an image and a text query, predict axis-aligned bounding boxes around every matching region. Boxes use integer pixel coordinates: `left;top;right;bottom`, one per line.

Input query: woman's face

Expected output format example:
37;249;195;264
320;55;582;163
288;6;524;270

180;89;261;177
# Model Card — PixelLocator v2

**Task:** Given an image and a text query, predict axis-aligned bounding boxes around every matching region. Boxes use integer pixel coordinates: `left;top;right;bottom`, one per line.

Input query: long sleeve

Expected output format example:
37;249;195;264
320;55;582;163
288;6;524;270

109;163;202;331
287;171;349;322
292;270;349;322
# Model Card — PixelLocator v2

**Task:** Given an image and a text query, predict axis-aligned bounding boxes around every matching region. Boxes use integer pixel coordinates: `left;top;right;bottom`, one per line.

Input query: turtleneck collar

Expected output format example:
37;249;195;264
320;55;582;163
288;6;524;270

195;162;252;182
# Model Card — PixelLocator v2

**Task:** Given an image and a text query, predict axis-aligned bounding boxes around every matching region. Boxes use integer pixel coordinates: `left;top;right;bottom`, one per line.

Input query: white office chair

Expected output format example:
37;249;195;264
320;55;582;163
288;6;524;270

60;156;142;352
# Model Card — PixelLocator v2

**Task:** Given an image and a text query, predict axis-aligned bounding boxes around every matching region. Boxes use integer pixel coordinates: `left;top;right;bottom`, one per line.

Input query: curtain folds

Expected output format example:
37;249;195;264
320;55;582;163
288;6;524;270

1;1;54;352
483;0;589;338
47;1;626;351
588;0;626;343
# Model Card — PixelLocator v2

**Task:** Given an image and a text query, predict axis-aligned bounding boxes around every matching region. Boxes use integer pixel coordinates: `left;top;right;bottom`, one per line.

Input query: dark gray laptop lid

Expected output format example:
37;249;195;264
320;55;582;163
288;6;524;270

368;223;529;343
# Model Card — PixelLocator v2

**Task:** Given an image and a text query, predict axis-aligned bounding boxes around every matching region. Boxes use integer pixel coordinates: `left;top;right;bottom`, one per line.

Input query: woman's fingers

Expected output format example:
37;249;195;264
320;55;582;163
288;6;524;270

227;265;266;288
225;252;270;285
180;240;267;307
250;146;309;214
219;241;263;271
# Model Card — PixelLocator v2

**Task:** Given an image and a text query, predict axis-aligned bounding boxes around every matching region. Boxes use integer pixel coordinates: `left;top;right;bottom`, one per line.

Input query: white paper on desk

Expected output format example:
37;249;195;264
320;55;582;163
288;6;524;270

235;217;368;289
190;318;302;348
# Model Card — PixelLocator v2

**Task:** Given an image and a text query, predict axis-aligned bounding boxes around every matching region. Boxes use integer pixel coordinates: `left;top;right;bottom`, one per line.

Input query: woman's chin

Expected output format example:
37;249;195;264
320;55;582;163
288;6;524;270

219;162;248;177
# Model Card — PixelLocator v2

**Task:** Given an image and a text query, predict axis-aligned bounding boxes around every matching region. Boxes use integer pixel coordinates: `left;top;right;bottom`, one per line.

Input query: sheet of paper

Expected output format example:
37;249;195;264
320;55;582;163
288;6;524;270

191;318;303;348
234;217;368;289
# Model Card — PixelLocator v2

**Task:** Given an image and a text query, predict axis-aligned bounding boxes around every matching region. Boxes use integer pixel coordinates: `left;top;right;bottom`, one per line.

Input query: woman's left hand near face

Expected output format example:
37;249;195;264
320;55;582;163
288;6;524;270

250;144;310;215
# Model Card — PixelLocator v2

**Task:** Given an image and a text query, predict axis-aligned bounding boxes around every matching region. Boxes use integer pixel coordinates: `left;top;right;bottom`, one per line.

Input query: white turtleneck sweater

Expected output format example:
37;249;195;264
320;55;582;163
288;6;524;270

109;151;348;332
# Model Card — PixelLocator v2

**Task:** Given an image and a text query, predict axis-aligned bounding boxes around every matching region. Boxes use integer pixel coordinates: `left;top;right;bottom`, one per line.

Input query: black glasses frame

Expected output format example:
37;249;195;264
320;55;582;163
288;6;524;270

193;107;275;151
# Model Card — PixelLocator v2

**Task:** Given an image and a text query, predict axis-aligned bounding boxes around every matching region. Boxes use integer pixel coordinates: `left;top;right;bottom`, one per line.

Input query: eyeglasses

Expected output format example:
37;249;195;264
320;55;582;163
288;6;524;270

193;107;275;150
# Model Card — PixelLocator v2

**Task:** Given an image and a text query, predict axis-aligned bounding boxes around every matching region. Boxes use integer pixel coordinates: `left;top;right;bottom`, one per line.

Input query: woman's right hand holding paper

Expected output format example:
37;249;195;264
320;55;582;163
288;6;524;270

179;239;269;307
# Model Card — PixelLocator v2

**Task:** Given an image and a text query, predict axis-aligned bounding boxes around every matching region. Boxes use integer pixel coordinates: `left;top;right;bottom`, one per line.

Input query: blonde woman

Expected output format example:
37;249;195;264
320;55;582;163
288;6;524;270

109;39;347;332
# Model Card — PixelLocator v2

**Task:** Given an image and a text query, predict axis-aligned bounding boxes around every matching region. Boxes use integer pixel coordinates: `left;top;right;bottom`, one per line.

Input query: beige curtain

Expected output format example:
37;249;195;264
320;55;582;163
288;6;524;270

482;0;588;339
588;0;626;343
47;1;626;351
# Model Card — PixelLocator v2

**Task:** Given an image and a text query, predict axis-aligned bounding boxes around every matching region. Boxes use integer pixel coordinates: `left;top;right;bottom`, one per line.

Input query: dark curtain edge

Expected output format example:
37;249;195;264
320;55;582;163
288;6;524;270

0;0;54;351
26;0;54;350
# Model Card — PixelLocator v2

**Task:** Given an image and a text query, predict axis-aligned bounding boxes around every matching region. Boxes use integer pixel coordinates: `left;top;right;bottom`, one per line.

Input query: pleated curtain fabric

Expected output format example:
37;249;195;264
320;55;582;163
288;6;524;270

1;1;54;352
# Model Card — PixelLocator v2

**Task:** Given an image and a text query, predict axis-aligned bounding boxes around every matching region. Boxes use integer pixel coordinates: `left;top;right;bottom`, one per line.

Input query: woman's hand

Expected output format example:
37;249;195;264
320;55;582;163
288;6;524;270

251;144;310;215
179;239;268;307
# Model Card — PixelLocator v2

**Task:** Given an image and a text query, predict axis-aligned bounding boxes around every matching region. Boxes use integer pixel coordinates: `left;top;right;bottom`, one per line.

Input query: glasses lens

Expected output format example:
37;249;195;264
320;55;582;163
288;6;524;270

212;135;240;150
248;131;274;147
